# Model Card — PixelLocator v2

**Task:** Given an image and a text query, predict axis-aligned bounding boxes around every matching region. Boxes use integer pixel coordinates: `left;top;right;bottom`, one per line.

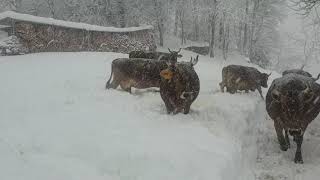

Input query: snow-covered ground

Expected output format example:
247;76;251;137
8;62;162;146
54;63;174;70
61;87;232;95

0;50;319;180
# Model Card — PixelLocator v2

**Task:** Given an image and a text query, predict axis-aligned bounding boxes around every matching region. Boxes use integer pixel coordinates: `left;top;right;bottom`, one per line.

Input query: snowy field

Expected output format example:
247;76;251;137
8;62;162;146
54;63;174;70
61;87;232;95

1;51;320;180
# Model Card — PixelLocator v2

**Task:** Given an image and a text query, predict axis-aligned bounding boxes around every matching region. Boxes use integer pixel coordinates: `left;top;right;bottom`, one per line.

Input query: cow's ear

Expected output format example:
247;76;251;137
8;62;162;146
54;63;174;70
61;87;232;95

192;55;199;66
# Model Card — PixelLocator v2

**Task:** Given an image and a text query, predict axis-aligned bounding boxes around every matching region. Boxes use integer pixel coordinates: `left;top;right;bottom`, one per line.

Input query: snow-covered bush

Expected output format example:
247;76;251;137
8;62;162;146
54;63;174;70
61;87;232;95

0;35;28;56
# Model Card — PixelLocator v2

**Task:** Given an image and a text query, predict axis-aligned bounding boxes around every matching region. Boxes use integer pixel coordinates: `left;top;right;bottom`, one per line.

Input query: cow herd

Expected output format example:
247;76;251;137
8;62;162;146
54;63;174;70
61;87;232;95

105;49;320;164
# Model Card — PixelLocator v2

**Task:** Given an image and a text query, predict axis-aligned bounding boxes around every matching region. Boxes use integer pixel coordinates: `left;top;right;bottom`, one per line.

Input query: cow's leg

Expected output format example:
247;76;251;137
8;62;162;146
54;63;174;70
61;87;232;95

120;81;132;93
219;82;225;92
166;102;175;114
229;87;236;94
257;86;264;99
163;98;174;114
285;129;290;148
293;134;304;164
226;86;233;93
183;103;191;114
274;121;289;151
107;78;120;89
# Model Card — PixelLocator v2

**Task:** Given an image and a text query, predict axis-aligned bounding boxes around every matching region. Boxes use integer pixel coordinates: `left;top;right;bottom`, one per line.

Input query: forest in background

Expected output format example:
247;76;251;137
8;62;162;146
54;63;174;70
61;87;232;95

1;0;320;70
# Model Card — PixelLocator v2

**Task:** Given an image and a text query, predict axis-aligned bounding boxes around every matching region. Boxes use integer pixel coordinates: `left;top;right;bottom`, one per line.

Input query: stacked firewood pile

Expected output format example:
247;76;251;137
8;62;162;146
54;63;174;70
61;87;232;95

0;36;28;56
97;34;147;53
13;22;156;54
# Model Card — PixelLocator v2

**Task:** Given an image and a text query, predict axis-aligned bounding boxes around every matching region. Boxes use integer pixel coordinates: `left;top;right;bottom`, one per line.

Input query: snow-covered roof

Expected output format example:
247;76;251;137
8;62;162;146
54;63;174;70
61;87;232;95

0;24;10;29
0;11;153;33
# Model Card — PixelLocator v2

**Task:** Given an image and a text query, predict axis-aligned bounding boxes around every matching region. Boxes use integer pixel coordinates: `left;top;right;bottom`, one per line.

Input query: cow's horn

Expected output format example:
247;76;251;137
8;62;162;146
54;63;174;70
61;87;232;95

168;48;172;53
268;72;272;77
177;48;182;53
180;92;186;99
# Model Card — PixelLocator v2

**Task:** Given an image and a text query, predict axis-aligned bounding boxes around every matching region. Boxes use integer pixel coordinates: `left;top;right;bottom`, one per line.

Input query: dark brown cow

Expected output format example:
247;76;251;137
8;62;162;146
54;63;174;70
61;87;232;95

159;56;200;114
219;65;271;99
266;74;320;163
129;48;182;62
105;58;168;93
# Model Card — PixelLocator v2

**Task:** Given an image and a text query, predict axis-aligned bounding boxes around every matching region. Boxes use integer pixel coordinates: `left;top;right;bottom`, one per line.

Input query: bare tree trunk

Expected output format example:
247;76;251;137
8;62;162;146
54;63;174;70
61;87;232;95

46;0;56;18
219;18;224;49
181;18;185;45
174;8;178;36
194;16;199;41
243;0;249;55
118;0;126;28
153;0;164;46
237;22;243;52
249;0;259;57
158;20;164;46
209;0;217;58
209;14;216;57
223;23;230;60
192;0;199;41
179;9;185;45
222;13;229;60
16;0;22;12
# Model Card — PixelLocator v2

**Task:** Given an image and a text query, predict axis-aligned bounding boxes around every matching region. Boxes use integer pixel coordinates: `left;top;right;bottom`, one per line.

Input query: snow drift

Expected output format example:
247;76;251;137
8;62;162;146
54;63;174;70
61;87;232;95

0;51;319;180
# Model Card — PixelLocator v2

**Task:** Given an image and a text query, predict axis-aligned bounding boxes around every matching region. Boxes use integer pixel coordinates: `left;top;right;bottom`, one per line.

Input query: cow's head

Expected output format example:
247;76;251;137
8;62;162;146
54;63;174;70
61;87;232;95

271;82;315;107
160;55;199;80
168;48;182;62
259;72;271;88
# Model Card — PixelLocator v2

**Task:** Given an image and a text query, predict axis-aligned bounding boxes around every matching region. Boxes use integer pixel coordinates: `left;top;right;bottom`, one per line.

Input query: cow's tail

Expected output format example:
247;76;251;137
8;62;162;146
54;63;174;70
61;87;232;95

106;63;114;89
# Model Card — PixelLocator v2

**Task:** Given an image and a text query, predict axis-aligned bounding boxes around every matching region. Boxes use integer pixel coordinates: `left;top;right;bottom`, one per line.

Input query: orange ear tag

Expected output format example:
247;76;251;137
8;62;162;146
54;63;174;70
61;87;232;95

160;69;173;80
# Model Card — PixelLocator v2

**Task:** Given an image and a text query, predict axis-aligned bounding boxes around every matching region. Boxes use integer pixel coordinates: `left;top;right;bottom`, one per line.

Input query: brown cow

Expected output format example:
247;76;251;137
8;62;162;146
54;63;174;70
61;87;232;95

266;73;320;163
219;65;271;99
159;56;200;114
105;58;168;93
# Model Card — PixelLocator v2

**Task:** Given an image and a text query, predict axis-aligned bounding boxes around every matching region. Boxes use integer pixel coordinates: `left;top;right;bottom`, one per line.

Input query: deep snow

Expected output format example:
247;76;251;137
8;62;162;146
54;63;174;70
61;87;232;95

0;51;319;180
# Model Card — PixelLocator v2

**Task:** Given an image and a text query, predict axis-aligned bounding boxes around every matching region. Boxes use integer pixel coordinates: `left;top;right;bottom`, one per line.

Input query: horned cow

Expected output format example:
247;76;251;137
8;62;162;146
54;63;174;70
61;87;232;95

159;56;200;114
266;73;320;163
105;58;168;93
129;48;182;62
219;65;271;99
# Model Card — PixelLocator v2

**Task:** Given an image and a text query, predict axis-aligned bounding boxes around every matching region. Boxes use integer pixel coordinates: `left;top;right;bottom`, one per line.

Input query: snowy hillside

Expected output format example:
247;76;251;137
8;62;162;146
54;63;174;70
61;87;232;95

1;51;320;180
